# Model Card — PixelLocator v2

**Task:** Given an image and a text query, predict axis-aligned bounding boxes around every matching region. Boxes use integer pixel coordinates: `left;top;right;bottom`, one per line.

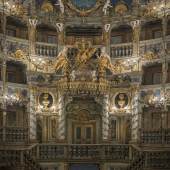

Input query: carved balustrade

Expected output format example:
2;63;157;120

140;38;164;57
36;42;58;57
1;34;170;61
111;43;133;58
5;35;29;56
110;36;170;59
0;34;58;58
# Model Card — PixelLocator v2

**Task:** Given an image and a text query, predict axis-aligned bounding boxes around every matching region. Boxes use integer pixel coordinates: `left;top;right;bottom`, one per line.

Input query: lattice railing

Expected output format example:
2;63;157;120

0;127;28;143
0;144;170;170
140;129;170;144
38;144;130;161
144;151;170;169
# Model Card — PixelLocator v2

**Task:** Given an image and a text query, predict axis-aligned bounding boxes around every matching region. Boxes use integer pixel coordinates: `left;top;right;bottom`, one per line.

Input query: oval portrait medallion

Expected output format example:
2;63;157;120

115;93;128;109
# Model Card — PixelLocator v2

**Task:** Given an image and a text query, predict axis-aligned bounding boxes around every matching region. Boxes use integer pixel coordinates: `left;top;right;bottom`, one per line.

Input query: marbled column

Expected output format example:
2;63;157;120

162;17;168;84
161;16;168;123
1;13;7;142
130;20;141;58
2;60;7;142
28;18;38;56
58;95;65;140
131;85;140;143
102;95;110;140
28;87;37;142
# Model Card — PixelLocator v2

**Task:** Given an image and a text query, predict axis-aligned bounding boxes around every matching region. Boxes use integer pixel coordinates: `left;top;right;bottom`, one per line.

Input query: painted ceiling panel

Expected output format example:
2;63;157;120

111;0;132;6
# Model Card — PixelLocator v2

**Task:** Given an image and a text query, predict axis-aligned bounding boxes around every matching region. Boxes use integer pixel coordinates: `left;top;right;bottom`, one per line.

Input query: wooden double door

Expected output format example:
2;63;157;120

73;122;96;144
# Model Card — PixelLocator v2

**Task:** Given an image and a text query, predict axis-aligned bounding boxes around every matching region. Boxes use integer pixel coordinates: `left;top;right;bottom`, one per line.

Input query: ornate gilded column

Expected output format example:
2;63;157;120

28;18;38;56
130;20;141;58
56;22;65;52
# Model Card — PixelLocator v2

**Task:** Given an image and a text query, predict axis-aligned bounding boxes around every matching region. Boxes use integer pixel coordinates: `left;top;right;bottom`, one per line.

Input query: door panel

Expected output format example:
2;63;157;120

73;123;95;144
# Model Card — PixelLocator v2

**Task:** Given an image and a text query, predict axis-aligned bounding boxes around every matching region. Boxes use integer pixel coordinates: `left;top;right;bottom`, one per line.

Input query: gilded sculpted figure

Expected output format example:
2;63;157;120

54;47;70;76
143;51;158;61
112;60;124;74
12;49;26;59
98;47;113;77
75;40;96;68
103;0;112;15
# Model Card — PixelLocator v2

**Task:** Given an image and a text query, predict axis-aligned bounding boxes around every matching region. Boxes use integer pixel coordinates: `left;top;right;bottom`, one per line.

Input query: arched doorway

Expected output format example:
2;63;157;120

66;97;102;144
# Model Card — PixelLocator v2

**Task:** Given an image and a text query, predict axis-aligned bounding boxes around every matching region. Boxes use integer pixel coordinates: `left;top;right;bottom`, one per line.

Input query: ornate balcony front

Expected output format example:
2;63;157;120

38;144;130;162
111;43;133;58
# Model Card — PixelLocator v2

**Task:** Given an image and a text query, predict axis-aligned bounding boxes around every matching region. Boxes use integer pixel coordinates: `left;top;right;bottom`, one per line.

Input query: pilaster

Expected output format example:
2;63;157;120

130;20;141;58
28;18;38;56
56;22;65;52
103;23;111;55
